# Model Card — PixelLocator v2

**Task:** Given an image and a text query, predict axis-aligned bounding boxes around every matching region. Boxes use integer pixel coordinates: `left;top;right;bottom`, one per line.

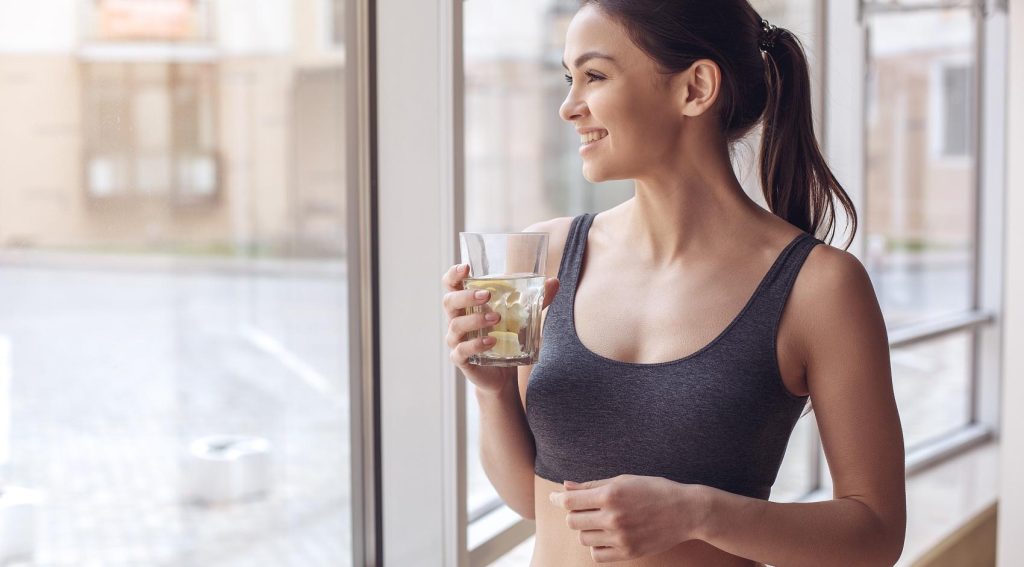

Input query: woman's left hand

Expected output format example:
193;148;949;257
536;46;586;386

548;474;709;563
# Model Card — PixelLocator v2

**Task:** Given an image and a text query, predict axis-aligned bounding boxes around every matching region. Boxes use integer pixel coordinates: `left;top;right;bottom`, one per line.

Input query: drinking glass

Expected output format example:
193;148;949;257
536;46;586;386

459;232;548;366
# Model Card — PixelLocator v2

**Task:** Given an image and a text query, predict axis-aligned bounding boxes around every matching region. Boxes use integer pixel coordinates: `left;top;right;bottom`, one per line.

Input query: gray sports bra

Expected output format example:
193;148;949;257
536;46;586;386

525;212;818;500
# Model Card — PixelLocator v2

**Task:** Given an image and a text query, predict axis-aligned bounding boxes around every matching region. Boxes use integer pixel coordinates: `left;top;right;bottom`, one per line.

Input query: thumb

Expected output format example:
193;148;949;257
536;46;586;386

542;277;560;309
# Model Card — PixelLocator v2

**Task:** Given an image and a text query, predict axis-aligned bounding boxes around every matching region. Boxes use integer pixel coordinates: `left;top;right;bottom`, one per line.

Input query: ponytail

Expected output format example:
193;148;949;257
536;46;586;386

759;26;858;250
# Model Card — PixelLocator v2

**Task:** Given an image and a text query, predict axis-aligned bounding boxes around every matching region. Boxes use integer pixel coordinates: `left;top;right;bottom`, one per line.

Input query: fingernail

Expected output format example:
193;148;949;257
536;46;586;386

459;264;468;273
475;290;489;299
485;312;499;322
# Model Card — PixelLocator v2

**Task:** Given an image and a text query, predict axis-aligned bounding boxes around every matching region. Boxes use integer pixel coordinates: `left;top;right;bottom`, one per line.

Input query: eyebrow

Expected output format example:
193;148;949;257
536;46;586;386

561;51;618;70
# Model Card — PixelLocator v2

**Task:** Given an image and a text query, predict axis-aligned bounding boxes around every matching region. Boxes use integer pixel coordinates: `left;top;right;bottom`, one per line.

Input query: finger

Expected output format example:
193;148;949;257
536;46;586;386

541;278;559;310
578;528;615;548
442;263;471;291
565;509;605;531
443;288;491;321
550;486;605;511
446;311;500;349
591;545;628;563
450;335;497;365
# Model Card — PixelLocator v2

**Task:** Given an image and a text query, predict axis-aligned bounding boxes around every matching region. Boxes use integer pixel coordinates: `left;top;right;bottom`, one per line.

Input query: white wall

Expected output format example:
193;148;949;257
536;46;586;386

997;1;1024;564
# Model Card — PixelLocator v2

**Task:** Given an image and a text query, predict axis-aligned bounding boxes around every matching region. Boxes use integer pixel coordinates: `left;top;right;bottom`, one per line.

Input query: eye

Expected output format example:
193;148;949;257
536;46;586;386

563;71;604;86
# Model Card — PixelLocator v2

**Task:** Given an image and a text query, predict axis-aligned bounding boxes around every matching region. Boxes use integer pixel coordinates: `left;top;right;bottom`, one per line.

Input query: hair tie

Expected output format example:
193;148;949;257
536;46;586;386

759;18;780;52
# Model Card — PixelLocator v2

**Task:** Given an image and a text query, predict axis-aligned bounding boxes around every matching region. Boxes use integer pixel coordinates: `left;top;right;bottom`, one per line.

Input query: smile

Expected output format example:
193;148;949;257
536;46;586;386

579;133;608;155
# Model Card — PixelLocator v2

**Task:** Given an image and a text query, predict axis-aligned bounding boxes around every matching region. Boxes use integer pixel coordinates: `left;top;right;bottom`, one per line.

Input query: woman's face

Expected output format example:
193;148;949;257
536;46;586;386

558;5;687;183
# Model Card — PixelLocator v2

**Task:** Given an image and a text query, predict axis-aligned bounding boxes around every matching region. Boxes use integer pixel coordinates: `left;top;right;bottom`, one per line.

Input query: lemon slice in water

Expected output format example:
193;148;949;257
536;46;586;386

486;330;524;357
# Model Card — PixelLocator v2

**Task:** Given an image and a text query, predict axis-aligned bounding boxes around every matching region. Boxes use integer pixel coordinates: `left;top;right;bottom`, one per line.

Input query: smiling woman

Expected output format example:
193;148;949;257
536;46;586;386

457;0;906;566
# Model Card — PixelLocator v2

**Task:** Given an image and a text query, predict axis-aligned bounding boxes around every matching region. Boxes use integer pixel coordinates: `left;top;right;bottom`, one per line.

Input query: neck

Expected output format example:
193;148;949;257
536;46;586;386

621;141;772;268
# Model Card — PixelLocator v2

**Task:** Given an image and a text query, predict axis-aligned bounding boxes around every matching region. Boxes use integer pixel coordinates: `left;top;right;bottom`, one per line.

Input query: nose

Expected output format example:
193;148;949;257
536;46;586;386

559;90;586;123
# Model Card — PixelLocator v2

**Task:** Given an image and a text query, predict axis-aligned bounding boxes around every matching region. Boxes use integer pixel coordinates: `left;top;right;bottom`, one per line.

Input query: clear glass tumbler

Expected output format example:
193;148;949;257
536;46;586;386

459;231;548;366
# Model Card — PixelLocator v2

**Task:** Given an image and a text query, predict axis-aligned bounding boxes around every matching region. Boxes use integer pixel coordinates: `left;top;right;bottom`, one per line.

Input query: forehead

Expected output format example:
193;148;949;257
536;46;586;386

562;5;633;68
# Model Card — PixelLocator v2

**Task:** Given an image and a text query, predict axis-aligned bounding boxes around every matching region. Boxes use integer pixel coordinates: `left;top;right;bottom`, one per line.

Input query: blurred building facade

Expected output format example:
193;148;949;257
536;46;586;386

0;0;347;257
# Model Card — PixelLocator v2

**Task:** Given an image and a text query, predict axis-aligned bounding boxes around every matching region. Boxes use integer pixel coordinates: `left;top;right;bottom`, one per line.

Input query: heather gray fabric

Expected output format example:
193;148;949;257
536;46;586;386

525;212;818;500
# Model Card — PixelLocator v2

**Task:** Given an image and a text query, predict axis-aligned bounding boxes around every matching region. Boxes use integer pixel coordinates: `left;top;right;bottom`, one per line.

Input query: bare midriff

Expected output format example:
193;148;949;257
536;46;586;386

529;475;763;567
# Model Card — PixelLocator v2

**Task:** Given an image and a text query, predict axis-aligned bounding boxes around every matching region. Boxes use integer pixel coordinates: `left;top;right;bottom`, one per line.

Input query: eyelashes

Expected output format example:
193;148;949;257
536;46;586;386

563;71;604;86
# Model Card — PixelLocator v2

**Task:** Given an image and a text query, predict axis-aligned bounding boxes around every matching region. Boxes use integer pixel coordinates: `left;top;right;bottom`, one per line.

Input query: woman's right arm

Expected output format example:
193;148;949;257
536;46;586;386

475;366;538;519
444;217;569;520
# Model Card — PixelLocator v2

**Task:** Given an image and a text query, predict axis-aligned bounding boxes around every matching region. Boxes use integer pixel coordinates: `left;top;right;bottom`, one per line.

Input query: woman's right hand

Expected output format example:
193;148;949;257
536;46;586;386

442;263;559;394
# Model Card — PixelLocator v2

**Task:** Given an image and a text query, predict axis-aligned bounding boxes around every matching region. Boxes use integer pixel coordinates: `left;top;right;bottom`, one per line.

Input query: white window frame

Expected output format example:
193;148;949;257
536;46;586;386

372;0;467;565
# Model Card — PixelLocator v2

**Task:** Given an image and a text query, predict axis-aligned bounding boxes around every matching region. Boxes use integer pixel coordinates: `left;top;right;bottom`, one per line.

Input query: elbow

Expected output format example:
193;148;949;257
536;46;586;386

883;512;907;565
882;534;905;566
861;526;904;567
844;496;905;567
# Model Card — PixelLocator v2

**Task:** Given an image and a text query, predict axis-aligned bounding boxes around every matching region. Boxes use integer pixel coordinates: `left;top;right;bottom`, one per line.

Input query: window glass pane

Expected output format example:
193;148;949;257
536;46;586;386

891;332;973;450
465;0;823;529
864;9;977;328
770;410;816;502
0;1;353;564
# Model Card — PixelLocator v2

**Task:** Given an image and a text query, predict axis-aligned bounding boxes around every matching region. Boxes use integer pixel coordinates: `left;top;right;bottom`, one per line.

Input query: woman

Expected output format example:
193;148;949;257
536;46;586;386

443;1;906;565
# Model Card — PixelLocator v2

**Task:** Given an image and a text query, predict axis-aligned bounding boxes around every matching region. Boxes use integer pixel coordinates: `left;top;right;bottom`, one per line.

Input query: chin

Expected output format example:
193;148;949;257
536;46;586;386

581;162;604;183
581;163;620;184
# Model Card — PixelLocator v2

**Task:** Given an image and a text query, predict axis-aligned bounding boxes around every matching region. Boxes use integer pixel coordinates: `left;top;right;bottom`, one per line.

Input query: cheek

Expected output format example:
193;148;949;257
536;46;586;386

598;93;674;147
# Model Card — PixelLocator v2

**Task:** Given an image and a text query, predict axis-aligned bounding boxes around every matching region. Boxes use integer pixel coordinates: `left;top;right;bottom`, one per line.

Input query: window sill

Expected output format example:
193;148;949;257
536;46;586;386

897;439;999;565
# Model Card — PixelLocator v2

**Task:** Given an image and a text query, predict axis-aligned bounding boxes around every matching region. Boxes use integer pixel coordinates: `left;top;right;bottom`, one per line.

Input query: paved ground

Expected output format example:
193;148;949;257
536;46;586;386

0;261;352;566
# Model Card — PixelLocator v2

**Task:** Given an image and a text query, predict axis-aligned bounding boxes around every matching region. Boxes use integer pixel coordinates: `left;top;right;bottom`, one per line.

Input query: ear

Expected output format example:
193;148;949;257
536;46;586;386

675;58;721;118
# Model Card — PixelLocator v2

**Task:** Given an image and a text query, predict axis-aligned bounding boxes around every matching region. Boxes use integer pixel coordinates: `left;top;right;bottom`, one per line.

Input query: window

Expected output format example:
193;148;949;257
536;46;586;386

83;62;220;203
0;1;357;563
891;331;973;449
863;4;984;452
937;62;973;158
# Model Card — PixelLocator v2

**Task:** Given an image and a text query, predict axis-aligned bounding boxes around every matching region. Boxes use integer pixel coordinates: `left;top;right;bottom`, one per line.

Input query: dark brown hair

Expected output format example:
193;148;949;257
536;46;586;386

578;0;858;250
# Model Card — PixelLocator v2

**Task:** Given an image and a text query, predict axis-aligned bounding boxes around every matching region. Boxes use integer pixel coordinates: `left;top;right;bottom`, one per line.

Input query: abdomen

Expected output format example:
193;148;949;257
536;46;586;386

530;474;759;567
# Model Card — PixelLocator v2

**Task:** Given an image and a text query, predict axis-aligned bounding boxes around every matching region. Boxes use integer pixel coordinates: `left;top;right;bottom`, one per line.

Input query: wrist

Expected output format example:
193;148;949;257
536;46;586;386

473;374;519;403
687;484;717;543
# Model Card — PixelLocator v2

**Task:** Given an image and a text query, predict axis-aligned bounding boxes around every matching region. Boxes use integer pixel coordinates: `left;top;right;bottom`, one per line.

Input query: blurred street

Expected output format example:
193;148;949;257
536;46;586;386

0;255;351;566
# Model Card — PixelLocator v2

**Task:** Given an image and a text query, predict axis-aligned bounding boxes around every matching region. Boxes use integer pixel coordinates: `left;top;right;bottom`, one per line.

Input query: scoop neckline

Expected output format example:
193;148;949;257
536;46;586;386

568;212;808;368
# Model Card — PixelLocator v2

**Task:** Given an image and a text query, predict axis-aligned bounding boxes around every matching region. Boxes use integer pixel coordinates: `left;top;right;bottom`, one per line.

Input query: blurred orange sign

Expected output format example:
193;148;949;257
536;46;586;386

98;0;196;40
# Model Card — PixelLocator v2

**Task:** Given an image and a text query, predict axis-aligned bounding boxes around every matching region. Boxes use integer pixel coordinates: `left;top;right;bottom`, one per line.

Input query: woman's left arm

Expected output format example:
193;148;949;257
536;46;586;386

550;247;906;566
699;246;907;566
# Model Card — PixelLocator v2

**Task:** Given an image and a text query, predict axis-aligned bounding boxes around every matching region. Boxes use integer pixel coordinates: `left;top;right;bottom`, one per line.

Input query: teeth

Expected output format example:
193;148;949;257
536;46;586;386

580;130;608;145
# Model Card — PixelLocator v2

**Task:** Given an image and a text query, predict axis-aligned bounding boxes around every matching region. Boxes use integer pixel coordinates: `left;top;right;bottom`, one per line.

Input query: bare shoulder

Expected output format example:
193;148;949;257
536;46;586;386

522;216;575;280
788;238;888;372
